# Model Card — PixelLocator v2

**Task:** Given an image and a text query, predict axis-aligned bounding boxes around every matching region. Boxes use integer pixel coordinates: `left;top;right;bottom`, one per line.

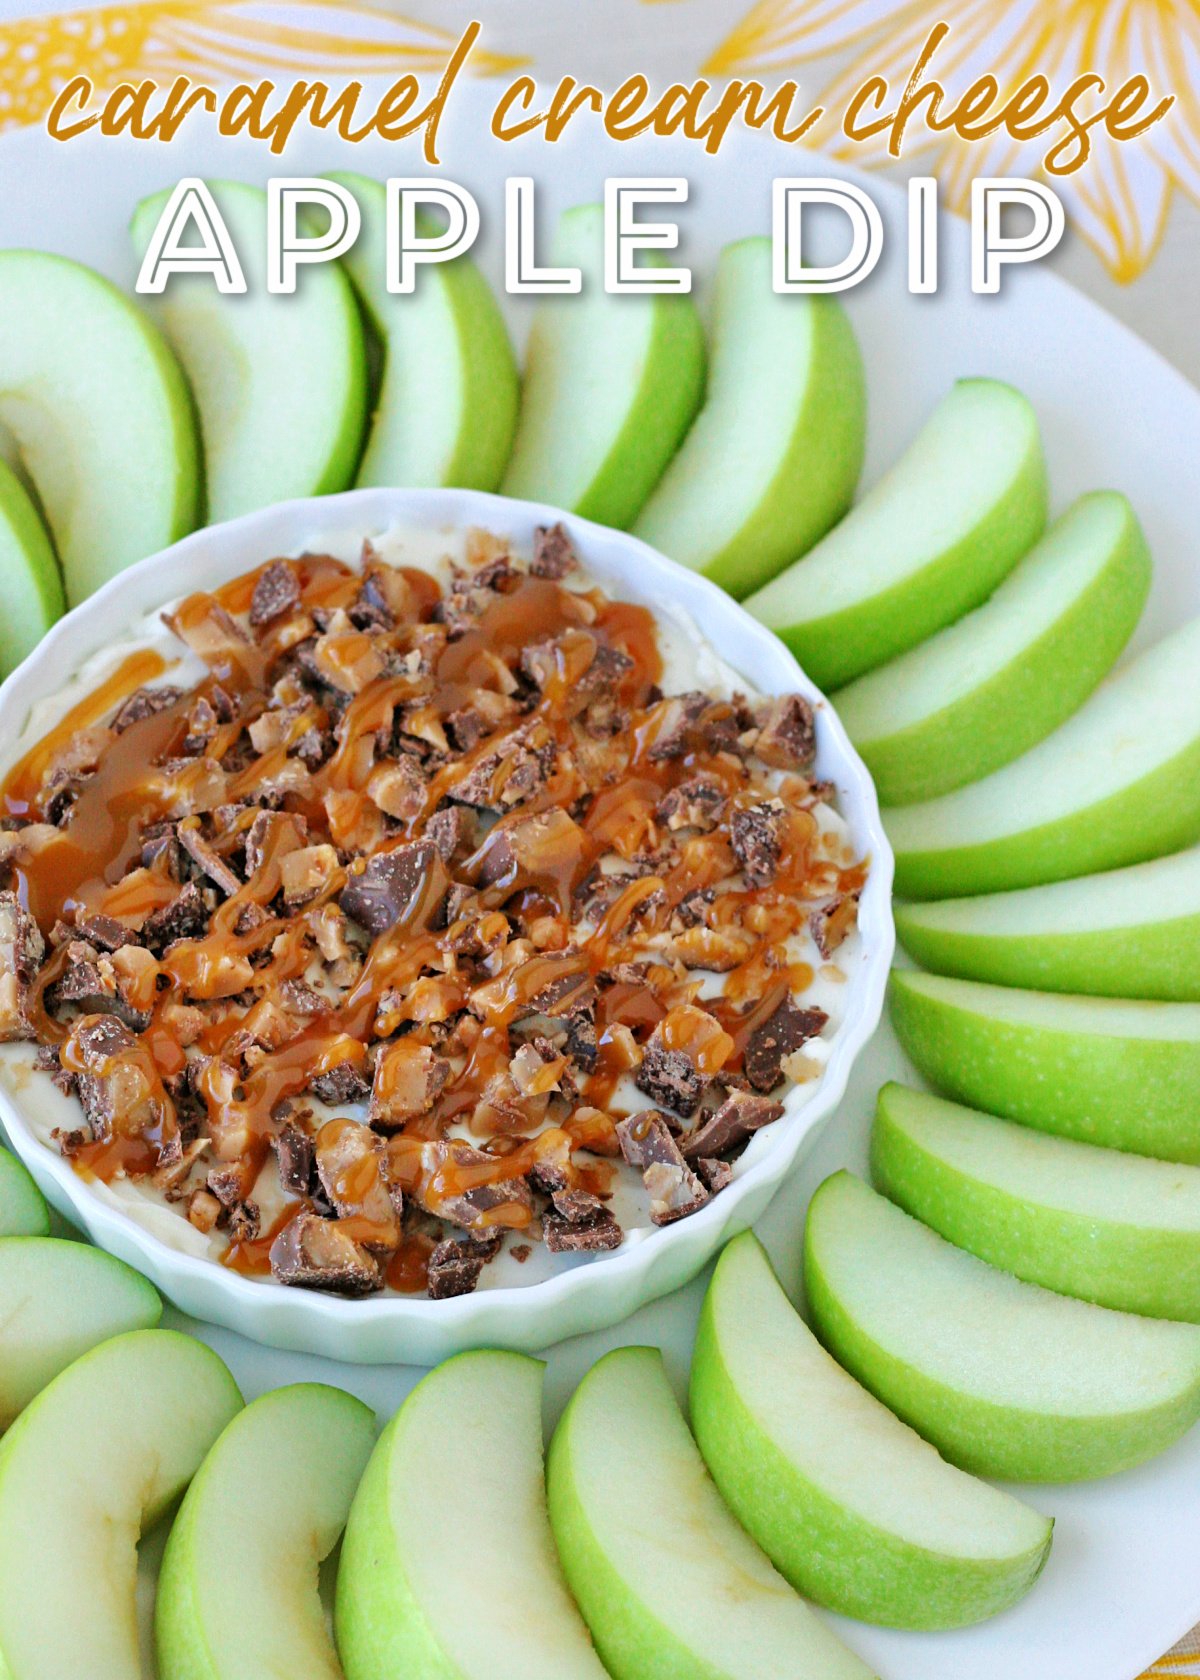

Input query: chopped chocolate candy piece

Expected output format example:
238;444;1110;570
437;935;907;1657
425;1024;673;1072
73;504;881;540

730;799;785;889
633;1004;730;1119
52;943;150;1032
141;882;209;950
425;805;473;865
446;707;490;754
744;996;829;1093
645;691;710;761
73;914;133;953
269;1212;382;1296
279;843;339;906
565;1011;598;1073
696;1157;734;1194
810;890;860;959
681;1091;784;1160
448;729;555;812
753;693;816;770
243;808;308;877
340;840;450;937
615;1111;710;1226
280;979;327;1017
227;1200;261;1242
370;1038;450;1132
65;1012;174;1146
543;1207;623;1252
176;822;242;897
0;892;45;1041
426;1234;500;1300
367;756;426;822
315;1118;401;1247
531;522;578;579
656;776;727;833
551;1187;605;1223
665;925;754;972
418;1139;534;1233
634;1045;704;1117
675;886;715;928
249;560;301;628
308;1059;370;1106
272;1122;315;1196
111;685;183;733
473;808;586;893
206;1166;244;1209
525;961;596;1020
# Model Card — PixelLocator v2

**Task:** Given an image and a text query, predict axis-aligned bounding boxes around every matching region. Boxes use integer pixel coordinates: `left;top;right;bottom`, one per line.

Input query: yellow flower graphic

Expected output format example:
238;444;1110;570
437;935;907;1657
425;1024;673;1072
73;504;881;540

706;0;1200;282
0;0;524;134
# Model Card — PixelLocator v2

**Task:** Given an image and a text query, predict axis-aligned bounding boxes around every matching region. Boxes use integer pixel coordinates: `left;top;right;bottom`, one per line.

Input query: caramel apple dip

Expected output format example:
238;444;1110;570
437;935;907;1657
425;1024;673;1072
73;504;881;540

0;522;865;1299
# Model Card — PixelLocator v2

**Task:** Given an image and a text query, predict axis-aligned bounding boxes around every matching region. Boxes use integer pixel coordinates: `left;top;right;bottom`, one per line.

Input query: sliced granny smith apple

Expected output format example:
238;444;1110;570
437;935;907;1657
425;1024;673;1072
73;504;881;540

0;1237;161;1430
806;1171;1200;1482
890;969;1200;1161
834;491;1150;804
0;1328;241;1680
131;181;368;525
690;1232;1052;1629
0;1147;49;1238
157;1383;374;1680
873;1082;1200;1322
0;460;63;678
337;1350;606;1680
895;846;1200;1000
548;1345;874;1680
886;613;1200;898
745;378;1047;689
327;172;518;493
502;203;705;529
0;250;199;606
632;237;866;598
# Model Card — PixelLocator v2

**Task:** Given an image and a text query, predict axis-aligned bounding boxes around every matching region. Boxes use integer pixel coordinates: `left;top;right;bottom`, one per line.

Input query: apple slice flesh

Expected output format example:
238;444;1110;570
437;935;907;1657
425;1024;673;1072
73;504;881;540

633;237;866;598
0;251;199;606
0;1146;49;1238
886;613;1200;898
156;1383;375;1680
548;1345;874;1680
746;378;1046;689
890;968;1200;1161
0;1237;161;1430
131;182;368;524
690;1232;1051;1629
328;172;519;492
0;461;63;679
835;491;1150;804
0;1329;241;1680
336;1350;606;1680
873;1082;1200;1322
502;203;705;529
806;1172;1200;1482
895;846;1200;1000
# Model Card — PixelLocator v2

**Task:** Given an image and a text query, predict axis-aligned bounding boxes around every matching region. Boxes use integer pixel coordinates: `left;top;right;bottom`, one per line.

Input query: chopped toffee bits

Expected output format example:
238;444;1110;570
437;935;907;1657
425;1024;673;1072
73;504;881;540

1;524;864;1300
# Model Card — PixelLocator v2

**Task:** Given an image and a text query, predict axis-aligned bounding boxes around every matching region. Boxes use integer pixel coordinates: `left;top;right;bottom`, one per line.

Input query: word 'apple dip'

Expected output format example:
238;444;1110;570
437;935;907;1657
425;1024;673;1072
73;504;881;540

0;524;864;1299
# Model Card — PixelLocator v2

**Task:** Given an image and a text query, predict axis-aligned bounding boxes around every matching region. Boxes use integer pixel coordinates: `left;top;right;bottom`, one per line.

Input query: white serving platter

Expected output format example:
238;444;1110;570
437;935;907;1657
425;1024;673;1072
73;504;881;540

2;84;1198;1680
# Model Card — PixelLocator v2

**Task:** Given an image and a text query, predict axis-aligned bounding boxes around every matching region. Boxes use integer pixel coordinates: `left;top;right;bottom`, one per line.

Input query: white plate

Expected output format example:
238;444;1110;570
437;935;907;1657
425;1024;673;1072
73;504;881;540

4;89;1200;1680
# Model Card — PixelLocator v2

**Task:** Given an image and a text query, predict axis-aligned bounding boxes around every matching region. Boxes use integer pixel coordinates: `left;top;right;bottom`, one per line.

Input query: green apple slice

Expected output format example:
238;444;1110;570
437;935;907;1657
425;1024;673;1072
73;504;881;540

886;613;1200;898
632;237;865;598
131;182;368;525
873;1082;1200;1322
547;1345;874;1680
895;846;1200;1000
0;460;63;678
834;491;1151;804
0;251;199;606
327;172;518;493
502;203;705;529
806;1171;1200;1482
690;1232;1052;1629
157;1383;375;1680
0;1328;241;1680
890;969;1200;1161
0;1237;161;1430
745;378;1046;688
336;1350;606;1680
0;1147;49;1238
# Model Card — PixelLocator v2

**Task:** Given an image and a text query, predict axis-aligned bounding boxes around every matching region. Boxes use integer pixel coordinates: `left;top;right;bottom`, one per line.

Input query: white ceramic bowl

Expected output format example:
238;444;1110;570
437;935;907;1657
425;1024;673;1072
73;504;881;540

0;487;893;1363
